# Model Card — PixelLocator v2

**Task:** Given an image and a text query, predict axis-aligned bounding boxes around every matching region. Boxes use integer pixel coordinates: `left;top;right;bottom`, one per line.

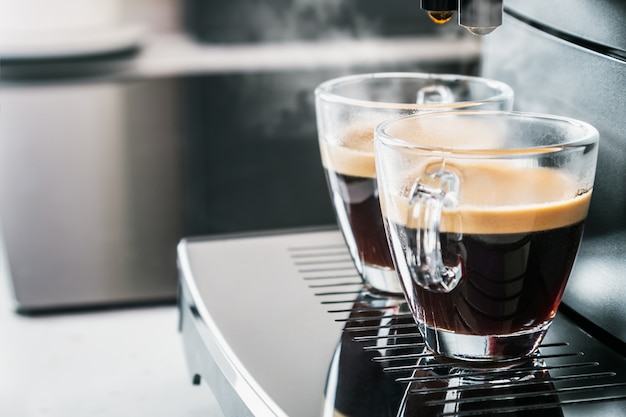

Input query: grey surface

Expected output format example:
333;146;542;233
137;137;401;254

482;10;626;346
504;0;626;53
178;229;626;417
0;80;182;310
566;230;626;345
0;79;184;311
178;229;346;417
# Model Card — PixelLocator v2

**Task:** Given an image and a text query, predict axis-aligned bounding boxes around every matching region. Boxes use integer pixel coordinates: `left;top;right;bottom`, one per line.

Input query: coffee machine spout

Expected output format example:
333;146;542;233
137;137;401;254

420;0;504;35
460;0;503;35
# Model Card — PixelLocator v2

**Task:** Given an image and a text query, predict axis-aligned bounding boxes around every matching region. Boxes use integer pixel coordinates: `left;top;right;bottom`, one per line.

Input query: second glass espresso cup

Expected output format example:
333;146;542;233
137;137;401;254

314;73;513;295
375;111;599;361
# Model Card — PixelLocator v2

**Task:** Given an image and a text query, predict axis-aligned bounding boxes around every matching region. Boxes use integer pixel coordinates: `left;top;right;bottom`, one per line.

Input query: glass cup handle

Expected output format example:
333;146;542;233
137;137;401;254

407;170;463;293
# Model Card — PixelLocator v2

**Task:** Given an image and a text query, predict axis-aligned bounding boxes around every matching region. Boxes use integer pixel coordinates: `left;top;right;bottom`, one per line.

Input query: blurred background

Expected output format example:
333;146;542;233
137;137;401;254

0;1;479;416
0;0;479;313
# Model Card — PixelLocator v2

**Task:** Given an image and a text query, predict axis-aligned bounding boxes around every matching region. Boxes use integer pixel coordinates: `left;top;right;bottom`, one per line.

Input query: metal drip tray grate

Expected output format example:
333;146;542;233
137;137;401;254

292;240;626;417
178;228;626;417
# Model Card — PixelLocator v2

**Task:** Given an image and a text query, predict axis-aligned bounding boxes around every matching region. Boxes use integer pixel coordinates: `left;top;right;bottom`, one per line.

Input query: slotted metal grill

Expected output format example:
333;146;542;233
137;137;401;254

291;242;626;417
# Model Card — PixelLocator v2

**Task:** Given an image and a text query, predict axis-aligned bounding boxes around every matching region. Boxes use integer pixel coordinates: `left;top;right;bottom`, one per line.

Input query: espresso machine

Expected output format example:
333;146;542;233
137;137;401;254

423;0;626;351
177;1;626;415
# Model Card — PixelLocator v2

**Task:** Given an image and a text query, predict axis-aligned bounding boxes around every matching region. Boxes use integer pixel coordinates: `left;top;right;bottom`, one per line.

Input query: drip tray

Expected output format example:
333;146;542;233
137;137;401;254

177;227;626;417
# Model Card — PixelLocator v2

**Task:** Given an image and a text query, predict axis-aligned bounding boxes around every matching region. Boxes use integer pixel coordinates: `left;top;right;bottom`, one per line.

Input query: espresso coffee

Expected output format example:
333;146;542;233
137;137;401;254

320;127;395;276
382;161;592;336
324;171;394;269
389;219;585;335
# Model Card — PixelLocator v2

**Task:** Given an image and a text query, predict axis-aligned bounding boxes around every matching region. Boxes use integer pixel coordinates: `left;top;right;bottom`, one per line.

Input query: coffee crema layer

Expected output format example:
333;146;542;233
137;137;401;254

319;127;377;179
320;127;395;275
381;161;591;235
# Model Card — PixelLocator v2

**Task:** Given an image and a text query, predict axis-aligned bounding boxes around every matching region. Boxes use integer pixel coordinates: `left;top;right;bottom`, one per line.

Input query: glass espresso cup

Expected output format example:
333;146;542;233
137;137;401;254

375;111;599;361
315;73;513;294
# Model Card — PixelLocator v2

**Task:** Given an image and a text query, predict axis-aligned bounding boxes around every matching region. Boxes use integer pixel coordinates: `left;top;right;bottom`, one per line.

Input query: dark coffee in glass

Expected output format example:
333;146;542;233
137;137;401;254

315;73;514;294
376;111;599;360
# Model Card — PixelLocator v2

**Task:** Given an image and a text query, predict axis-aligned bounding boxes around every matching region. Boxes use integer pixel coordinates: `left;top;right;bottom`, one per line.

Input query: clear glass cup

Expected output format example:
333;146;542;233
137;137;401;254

375;110;599;361
314;73;514;295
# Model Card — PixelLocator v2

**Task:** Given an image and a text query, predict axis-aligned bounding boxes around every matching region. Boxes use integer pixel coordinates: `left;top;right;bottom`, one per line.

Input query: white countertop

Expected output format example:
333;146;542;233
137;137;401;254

0;256;225;417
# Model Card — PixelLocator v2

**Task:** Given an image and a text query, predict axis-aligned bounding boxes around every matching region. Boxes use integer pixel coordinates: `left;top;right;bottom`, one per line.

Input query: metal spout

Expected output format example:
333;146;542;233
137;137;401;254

459;0;503;35
420;0;457;24
420;0;503;36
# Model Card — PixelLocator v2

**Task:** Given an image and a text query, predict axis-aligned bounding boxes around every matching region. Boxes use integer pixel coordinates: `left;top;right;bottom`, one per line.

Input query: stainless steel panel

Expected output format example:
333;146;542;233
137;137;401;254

0;79;183;310
178;228;346;417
